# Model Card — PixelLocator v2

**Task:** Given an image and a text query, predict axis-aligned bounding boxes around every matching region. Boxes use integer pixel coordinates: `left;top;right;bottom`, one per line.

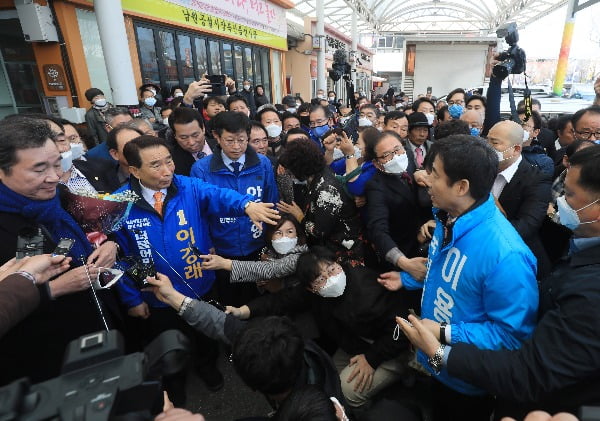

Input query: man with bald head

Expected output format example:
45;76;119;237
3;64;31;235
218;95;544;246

487;120;552;279
460;109;484;137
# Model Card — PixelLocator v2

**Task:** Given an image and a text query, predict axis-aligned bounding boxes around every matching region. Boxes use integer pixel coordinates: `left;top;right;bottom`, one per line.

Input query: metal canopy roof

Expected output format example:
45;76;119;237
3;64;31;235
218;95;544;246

290;0;569;35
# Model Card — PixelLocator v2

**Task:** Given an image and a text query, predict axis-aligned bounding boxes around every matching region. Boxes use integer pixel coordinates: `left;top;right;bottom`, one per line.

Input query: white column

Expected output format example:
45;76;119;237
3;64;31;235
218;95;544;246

351;10;358;89
94;1;138;106
316;0;326;94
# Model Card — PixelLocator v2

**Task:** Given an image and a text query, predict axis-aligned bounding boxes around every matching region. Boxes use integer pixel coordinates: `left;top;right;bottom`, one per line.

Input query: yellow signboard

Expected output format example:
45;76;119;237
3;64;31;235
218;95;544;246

121;0;287;50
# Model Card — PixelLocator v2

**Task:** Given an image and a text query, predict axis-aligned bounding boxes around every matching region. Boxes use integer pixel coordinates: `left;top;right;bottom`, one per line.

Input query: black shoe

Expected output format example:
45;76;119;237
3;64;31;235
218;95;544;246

198;366;224;392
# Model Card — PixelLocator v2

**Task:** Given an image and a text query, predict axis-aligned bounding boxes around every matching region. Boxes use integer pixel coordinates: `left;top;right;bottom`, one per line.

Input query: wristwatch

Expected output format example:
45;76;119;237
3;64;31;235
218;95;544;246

345;153;356;159
244;201;252;210
428;344;446;374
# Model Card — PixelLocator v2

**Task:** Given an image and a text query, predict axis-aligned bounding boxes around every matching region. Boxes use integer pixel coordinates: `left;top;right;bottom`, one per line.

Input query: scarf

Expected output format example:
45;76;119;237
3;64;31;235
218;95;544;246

0;182;93;261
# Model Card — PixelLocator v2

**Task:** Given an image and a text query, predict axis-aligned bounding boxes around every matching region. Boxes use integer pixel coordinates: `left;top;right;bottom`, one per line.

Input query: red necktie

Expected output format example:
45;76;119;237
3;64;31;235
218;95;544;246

415;146;424;168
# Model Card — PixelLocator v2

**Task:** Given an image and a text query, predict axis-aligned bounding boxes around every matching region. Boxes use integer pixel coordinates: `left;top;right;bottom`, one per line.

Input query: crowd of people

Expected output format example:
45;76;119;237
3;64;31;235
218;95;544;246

0;70;599;421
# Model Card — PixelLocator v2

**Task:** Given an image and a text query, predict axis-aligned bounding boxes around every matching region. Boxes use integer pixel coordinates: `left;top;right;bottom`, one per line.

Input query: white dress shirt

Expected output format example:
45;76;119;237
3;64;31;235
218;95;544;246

139;181;168;207
492;155;522;198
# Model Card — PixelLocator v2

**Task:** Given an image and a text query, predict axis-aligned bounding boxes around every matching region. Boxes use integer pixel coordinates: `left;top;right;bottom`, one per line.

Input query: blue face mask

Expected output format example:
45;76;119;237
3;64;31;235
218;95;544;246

448;104;464;119
470;127;481;137
311;124;330;139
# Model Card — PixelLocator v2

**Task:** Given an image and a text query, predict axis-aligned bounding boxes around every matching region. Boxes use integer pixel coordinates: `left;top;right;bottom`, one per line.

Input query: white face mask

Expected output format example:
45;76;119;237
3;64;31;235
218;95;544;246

174;92;184;98
425;113;435;125
383;153;409;174
271;236;298;255
163;117;170;125
556;195;600;231
94;98;107;108
266;124;282;138
523;130;530;142
286;107;296;113
70;143;84;160
353;145;362;159
395;103;403;109
144;97;157;107
332;148;344;160
317;94;326;100
496;145;515;163
60;150;73;172
339;117;350;125
358;117;373;127
243;84;251;91
317;271;347;298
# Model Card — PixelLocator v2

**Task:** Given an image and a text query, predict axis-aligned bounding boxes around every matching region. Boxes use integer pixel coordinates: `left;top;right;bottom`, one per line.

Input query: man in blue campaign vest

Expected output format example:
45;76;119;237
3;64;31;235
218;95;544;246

190;111;278;307
378;135;538;421
114;135;279;404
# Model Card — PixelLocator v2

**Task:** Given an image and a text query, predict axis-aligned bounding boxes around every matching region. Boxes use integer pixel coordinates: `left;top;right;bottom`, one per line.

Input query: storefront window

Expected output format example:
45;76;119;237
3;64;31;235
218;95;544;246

78;9;113;103
177;35;194;87
244;47;253;84
222;43;233;79
208;40;221;75
253;49;262;87
194;38;208;79
234;45;244;87
158;31;178;92
260;50;271;100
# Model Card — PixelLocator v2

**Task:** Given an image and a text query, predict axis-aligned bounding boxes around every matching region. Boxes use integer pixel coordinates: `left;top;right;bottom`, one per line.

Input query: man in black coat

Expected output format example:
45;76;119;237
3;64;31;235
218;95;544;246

404;112;434;175
167;107;217;176
399;146;600;419
488;120;552;279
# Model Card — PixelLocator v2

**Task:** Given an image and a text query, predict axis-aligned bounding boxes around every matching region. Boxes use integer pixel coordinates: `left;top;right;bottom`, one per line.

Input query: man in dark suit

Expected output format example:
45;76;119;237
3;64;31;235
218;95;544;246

488;120;552;279
404;112;433;175
168;107;217;176
106;124;145;188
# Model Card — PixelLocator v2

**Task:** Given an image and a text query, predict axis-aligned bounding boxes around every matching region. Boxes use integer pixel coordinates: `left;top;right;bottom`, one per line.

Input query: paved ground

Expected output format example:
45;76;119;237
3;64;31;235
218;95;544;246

185;346;272;420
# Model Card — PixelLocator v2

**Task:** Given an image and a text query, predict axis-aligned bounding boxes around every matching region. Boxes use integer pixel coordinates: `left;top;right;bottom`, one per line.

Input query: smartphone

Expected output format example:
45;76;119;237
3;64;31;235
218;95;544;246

206;75;226;97
52;238;75;257
426;86;432;95
408;308;421;319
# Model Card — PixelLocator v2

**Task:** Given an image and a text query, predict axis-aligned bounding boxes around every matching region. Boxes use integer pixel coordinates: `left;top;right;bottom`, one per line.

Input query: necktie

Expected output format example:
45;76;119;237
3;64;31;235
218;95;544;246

415;146;424;168
153;191;164;216
194;151;206;161
231;161;241;176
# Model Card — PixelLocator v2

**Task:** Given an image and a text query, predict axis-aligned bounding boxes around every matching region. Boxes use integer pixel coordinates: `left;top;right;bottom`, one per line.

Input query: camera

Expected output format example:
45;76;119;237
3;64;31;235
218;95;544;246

16;228;44;260
124;258;157;290
493;22;526;80
0;329;189;421
328;49;351;82
206;75;227;97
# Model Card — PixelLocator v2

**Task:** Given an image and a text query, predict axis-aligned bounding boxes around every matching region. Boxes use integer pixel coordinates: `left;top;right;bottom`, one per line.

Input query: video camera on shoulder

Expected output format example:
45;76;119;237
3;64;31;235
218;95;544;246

0;329;190;421
16;228;44;260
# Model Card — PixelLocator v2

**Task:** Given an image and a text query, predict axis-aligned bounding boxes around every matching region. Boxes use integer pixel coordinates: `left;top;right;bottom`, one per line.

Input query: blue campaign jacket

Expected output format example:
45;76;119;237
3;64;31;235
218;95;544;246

403;194;539;396
190;147;278;256
114;175;253;309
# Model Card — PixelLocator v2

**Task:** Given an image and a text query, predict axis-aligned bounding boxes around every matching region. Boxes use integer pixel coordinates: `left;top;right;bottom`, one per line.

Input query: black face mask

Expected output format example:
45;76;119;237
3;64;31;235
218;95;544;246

300;115;310;127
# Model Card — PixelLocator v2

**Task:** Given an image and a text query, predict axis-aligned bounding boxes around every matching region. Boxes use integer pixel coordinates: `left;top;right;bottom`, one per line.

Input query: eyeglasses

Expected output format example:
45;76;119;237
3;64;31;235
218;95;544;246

573;129;600;140
222;138;248;146
448;100;465;106
377;146;404;161
249;137;268;145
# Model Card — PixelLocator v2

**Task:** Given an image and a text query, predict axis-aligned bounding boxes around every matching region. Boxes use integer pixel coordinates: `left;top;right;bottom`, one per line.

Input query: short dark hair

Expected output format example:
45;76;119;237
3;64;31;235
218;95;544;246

106;125;144;151
571;106;600;129
569;145;600;194
384;110;406;125
359;103;378;114
274;385;337;421
436;105;449;122
123;135;169;168
556;114;573;134
13;113;64;132
412;98;435;112
295;246;337;290
518;108;542;131
434;120;470;140
249;120;267;137
232;316;304;396
0;117;55;173
447;88;466;102
211;111;251;137
517;98;541;110
168;107;204;132
202;96;226;108
265;213;306;246
281;112;300;125
566;139;598;158
425;135;498;201
226;94;249;110
466;94;487;109
297;102;311;115
278;138;325;181
282;128;309;144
